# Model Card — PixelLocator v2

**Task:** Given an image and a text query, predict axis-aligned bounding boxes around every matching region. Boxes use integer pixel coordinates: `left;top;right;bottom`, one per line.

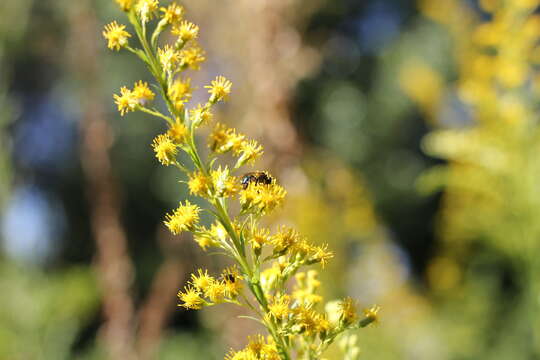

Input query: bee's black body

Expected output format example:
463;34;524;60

241;171;274;189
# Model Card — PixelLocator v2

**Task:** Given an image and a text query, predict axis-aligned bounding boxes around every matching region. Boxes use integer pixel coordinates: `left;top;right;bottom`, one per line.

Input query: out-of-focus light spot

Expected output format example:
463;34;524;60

356;1;402;54
318;82;368;161
14;95;76;171
1;185;66;264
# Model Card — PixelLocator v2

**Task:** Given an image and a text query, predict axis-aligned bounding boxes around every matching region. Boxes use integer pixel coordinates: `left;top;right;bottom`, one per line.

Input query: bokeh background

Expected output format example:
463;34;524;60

2;0;540;359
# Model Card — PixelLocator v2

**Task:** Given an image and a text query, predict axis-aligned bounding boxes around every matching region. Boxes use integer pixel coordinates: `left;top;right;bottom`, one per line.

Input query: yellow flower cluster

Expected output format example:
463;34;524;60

104;2;379;359
225;335;280;360
178;267;243;308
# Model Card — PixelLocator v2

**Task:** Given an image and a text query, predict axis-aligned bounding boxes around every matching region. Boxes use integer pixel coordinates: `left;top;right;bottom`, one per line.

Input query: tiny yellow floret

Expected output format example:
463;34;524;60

160;3;184;24
113;86;137;115
137;0;159;23
103;21;131;51
180;44;206;70
167;119;188;144
152;134;178;166
188;171;211;197
205;75;232;102
178;286;204;310
172;21;199;43
164;200;201;235
132;80;155;105
190;269;214;291
115;0;134;11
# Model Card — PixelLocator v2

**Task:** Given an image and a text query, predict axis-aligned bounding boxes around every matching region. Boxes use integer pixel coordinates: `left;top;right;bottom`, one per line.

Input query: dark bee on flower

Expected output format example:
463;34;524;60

223;273;236;283
241;171;274;189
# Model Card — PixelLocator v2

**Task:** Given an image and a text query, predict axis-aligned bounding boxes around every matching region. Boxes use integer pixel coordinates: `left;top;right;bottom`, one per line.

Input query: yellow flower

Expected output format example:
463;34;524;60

240;181;286;215
271;227;301;253
203;281;227;303
115;0;134;11
164;200;200;235
137;0;159;23
167;119;188;144
188;171;211;197
103;21;131;51
151;134;178;166
211;166;238;197
235;139;263;167
189;104;213;127
158;45;180;72
160;3;184;24
180;44;206;70
193;233;219;250
261;262;282;292
172;21;199;43
245;335;280;360
309;244;334;268
221;267;243;297
292;306;323;336
249;227;270;252
132;80;155;105
361;305;381;327
168;78;192;110
177;286;204;310
268;294;290;320
113;86;137;116
190;269;215;292
208;123;245;153
338;297;358;326
205;75;232;102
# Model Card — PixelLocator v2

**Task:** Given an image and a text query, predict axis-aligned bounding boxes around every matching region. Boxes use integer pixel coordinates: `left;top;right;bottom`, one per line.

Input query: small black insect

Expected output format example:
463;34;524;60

241;171;274;189
223;273;236;283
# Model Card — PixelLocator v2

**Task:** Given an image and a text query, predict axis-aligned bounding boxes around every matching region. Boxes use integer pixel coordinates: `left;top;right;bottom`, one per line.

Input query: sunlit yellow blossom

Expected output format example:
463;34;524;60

250;227;270;252
260;262;282;292
338;297;358;326
269;294;290;320
193;227;221;250
309;244;334;268
158;45;180;72
172;21;199;43
271;226;301;253
115;0;134;11
137;0;159;23
292;306;323;336
190;103;213;126
246;335;280;360
221;267;243;297
160;3;184;24
211;166;238;197
151;134;178;166
103;21;131;51
113;86;137;115
190;269;214;292
204;280;227;303
240;182;287;215
168;78;192;110
361;305;381;326
177;286;203;310
188;171;211;197
205;75;232;102
208;123;245;153
180;44;206;70
164;200;200;235
167;119;188;144
132;80;155;105
209;221;229;243
235;140;264;167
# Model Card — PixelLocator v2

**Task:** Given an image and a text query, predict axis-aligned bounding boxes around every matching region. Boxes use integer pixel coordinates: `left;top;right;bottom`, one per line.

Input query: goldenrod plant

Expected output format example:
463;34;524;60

401;0;540;356
103;1;379;359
